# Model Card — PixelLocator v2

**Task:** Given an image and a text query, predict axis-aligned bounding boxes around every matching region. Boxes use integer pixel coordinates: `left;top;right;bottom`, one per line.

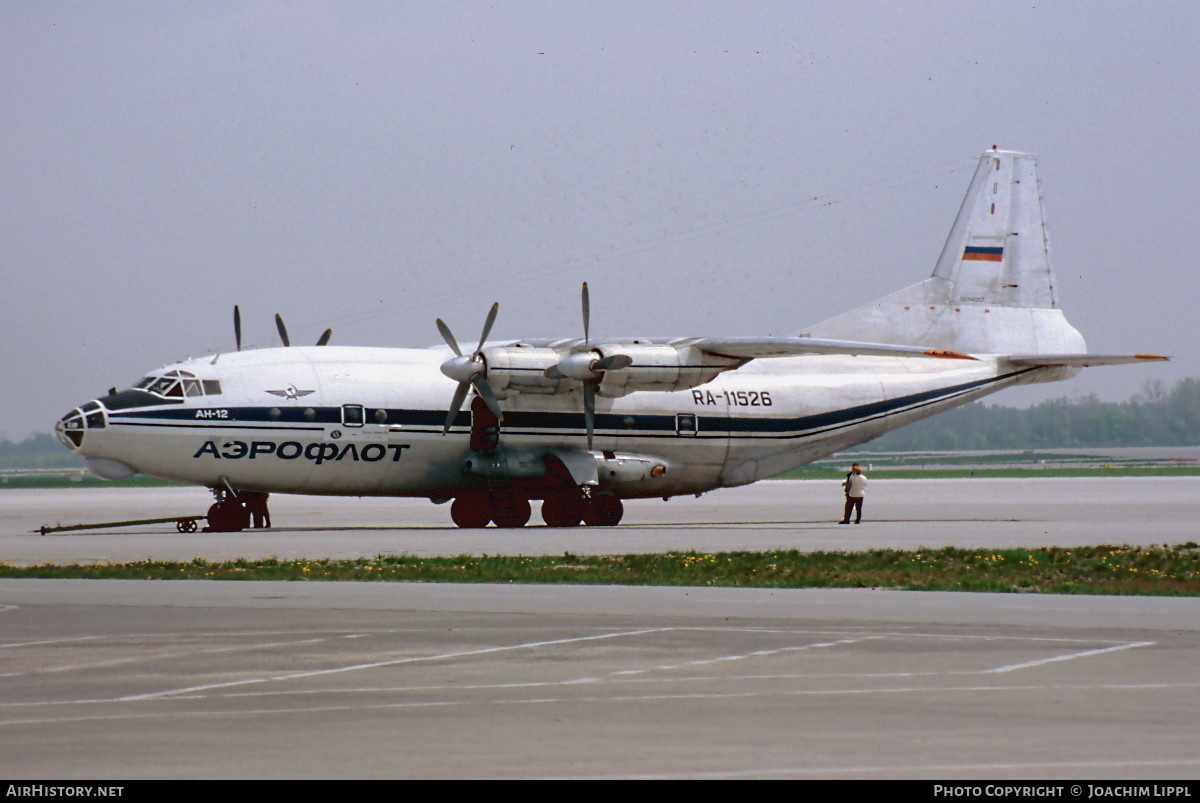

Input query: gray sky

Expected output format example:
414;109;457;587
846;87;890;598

3;0;1195;441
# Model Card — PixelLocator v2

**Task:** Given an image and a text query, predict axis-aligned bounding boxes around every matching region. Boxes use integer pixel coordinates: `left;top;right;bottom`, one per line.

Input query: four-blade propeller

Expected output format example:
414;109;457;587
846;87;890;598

436;302;503;434
543;282;632;449
230;306;332;350
274;313;333;347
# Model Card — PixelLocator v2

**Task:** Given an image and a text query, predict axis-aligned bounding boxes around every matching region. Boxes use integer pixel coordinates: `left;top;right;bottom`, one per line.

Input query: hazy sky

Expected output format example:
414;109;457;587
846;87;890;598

3;1;1196;441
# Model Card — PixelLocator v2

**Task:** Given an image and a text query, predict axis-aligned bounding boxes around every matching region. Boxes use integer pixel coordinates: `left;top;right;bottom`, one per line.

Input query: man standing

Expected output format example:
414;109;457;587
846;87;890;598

840;463;867;524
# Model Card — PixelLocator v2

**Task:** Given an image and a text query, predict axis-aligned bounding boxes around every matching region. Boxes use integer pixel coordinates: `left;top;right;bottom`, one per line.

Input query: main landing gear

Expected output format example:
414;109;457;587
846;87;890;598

450;492;532;528
451;492;624;528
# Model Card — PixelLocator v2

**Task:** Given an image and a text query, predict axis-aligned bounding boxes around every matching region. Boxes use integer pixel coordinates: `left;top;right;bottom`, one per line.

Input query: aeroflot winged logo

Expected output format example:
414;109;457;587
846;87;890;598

265;385;316;400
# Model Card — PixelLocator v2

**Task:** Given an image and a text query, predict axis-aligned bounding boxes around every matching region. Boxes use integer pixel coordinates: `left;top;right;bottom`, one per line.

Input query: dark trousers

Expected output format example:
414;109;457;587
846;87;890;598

842;496;863;523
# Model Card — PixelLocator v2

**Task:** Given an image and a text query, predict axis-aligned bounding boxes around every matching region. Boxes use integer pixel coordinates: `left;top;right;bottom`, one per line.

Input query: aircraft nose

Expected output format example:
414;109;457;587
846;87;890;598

55;401;107;451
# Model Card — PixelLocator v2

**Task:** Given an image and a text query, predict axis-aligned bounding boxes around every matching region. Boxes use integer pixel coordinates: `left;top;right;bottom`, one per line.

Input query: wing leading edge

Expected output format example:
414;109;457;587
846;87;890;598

691;336;977;361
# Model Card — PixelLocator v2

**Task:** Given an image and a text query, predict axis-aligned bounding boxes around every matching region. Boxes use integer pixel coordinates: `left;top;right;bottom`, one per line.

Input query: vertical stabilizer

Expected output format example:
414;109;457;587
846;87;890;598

931;149;1058;309
805;149;1085;355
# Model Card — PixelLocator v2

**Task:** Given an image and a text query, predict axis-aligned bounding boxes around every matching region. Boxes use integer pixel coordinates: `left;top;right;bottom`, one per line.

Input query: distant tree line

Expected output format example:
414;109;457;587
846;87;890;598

0;433;85;470
867;378;1200;451
1;378;1196;468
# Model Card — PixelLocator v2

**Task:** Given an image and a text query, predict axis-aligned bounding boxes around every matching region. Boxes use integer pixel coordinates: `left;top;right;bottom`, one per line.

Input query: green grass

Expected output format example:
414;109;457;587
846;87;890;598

773;466;1200;480
0;473;184;489
4;545;1197;595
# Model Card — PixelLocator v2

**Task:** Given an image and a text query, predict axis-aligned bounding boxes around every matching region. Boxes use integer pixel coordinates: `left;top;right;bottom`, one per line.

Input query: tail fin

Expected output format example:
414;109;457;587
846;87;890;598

805;149;1086;355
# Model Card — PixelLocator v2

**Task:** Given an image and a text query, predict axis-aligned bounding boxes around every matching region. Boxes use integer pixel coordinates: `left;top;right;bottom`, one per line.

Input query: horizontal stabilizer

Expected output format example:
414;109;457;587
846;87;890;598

1004;353;1169;367
693;336;977;361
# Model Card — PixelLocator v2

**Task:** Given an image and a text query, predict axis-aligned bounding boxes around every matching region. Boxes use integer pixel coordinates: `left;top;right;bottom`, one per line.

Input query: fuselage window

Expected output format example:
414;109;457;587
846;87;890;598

342;404;365;427
202;380;222;395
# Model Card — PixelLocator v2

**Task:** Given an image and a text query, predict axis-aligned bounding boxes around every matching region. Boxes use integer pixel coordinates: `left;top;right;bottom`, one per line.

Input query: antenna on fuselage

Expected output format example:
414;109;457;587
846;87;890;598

234;305;243;351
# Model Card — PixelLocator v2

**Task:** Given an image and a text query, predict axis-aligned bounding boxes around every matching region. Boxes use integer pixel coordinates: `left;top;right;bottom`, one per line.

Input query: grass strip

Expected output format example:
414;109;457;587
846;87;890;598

0;475;184;489
3;545;1197;596
774;467;1200;480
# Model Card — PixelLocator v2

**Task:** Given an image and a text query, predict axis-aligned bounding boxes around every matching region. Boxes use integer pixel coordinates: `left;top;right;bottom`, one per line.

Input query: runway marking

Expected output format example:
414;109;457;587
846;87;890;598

1;681;1197;727
983;641;1155;673
0;637;338;679
0;605;18;613
589;757;1200;780
611;636;879;676
117;627;679;701
0;635;103;650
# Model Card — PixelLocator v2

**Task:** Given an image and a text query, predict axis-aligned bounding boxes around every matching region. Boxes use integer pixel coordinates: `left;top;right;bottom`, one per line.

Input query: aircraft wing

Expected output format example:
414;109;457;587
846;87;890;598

690;336;977;361
1004;353;1170;367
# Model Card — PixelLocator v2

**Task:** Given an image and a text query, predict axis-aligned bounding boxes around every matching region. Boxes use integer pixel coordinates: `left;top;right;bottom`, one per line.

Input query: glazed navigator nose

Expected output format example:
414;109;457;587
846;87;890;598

55;401;107;451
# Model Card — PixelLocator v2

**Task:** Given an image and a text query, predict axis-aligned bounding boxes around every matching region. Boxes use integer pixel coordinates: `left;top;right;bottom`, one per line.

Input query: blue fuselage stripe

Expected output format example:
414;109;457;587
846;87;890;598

106;369;1029;442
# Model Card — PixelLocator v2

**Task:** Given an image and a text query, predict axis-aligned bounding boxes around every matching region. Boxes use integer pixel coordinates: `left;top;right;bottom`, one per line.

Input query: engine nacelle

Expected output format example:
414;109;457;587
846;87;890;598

482;345;570;395
593;343;739;397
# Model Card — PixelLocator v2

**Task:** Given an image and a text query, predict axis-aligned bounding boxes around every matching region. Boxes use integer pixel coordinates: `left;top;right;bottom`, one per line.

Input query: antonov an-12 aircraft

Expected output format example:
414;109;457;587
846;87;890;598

56;149;1165;530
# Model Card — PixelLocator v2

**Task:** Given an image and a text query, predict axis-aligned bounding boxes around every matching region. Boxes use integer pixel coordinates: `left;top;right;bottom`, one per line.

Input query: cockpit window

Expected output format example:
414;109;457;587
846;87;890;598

148;377;177;396
134;371;222;399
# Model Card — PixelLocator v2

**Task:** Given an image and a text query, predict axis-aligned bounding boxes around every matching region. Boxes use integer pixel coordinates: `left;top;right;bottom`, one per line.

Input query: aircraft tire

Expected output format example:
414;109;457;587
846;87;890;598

582;495;623;526
493;497;532;528
450;494;492;528
205;500;250;533
176;519;198;533
541;496;584;527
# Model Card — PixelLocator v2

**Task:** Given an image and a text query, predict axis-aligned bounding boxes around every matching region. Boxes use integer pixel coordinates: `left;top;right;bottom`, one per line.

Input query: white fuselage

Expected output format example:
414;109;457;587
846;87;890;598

59;345;1067;499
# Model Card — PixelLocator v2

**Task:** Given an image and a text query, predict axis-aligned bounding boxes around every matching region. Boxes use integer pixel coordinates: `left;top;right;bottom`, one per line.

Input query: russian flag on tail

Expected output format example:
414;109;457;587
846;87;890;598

963;245;1004;262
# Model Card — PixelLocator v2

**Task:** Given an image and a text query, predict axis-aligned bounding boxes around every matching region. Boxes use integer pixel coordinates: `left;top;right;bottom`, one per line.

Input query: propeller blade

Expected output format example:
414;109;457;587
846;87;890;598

584;383;596;450
436;318;462;357
442;382;471;435
581;282;590;347
316;328;332;347
476;302;500;353
234;305;242;352
438;302;503;437
471;376;503;420
593;354;632;371
275;314;291;347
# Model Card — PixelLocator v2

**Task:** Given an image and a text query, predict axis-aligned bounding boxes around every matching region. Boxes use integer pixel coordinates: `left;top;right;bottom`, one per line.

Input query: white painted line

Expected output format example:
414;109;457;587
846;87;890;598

0;637;333;679
0;635;103;650
612;636;878;676
984;641;1155;673
118;627;679;701
583;757;1200;780
1;681;1197;727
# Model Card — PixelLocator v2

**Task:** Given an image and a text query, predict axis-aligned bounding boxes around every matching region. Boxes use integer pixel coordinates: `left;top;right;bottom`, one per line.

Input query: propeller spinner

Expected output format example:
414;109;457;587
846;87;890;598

436;302;503;434
544;283;632;449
